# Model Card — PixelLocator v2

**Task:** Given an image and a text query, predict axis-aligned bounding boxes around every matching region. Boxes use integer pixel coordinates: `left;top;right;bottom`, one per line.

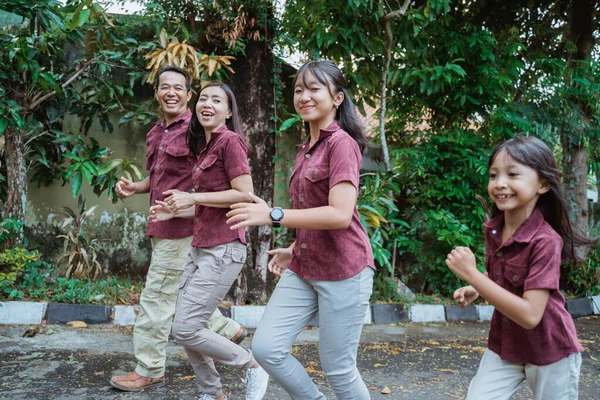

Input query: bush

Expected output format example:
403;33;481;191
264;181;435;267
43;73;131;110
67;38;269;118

391;129;491;296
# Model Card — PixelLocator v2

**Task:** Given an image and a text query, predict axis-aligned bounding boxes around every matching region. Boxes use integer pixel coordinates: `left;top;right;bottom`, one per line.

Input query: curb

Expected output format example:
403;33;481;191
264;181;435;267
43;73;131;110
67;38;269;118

2;297;598;326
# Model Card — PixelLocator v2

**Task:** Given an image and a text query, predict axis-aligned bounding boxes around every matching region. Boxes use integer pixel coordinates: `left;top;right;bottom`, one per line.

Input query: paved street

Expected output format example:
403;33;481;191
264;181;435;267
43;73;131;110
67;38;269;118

1;316;598;399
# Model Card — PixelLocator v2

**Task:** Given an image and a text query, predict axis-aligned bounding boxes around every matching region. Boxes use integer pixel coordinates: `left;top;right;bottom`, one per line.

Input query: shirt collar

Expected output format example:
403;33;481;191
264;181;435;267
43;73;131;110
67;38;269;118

211;123;229;136
156;108;192;128
297;120;341;147
483;208;545;244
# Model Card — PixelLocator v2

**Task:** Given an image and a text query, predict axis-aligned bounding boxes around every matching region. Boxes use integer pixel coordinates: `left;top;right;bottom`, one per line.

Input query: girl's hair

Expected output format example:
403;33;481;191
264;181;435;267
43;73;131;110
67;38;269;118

489;135;597;260
293;60;368;153
187;81;244;155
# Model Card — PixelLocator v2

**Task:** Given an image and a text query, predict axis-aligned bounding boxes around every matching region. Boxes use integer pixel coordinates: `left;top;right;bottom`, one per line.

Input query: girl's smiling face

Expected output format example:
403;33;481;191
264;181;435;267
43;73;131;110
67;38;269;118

488;150;549;219
293;70;342;127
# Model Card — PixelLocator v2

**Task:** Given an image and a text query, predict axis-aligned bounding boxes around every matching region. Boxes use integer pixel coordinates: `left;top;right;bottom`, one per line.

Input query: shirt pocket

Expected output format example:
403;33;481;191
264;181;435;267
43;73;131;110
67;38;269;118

503;261;528;289
304;164;329;206
145;144;155;171
164;144;192;174
197;154;222;190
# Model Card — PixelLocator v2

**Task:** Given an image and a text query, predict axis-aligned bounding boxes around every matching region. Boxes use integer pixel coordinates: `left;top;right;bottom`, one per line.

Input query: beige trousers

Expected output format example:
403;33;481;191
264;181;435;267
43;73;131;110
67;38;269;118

466;348;582;400
133;236;241;378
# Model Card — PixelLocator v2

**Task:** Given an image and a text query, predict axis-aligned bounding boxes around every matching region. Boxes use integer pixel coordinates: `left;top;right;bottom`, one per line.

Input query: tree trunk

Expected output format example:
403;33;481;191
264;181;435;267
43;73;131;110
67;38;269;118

229;40;275;304
3;126;27;247
561;142;590;261
562;0;595;261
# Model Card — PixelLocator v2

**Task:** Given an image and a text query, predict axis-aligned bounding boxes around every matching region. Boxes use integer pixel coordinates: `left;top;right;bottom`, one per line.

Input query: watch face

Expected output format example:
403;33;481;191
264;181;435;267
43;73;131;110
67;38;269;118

271;208;284;220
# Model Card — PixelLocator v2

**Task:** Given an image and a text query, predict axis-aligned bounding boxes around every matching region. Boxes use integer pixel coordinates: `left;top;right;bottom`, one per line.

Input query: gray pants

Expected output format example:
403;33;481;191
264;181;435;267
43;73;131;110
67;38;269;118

467;349;582;400
252;267;374;400
133;237;241;378
172;241;254;398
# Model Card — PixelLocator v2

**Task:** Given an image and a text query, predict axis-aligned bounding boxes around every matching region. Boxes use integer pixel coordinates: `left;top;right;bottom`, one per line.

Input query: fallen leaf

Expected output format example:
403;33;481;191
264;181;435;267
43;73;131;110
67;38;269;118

176;375;195;381
381;386;392;394
590;356;598;362
373;363;385;368
67;320;87;328
22;326;40;338
437;368;457;374
94;371;105;376
368;386;378;390
421;347;430;352
460;355;469;359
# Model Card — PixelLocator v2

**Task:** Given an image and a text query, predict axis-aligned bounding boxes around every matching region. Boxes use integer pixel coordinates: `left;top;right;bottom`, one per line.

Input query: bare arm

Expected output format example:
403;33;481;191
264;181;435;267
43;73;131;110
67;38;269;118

446;247;550;329
226;181;356;230
164;174;254;211
115;176;150;198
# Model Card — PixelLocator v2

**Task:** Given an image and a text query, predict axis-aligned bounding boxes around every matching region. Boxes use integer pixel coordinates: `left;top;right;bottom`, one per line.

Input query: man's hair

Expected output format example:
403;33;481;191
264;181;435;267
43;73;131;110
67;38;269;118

155;66;191;92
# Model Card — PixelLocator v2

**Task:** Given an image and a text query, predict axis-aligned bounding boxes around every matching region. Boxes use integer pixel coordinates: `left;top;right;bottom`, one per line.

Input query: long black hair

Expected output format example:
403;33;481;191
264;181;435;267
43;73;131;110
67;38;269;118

489;136;597;260
187;81;243;156
293;60;368;153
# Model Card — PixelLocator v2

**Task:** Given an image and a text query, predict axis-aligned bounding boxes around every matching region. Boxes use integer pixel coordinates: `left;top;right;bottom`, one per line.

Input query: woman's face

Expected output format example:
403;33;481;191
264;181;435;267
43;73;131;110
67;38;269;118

196;86;232;133
293;70;341;125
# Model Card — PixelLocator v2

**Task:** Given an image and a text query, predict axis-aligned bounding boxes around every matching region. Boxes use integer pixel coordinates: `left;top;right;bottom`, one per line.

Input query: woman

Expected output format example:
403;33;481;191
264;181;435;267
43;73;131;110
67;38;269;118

150;82;269;400
226;60;375;399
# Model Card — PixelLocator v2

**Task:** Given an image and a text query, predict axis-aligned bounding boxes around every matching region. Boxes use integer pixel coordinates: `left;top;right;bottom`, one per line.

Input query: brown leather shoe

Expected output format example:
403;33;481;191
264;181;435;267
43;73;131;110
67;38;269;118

232;326;248;345
110;371;166;392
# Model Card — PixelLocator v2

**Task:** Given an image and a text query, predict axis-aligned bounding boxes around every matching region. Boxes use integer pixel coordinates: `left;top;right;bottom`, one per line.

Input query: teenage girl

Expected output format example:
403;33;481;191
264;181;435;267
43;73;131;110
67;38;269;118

446;136;595;400
150;82;269;400
226;60;375;399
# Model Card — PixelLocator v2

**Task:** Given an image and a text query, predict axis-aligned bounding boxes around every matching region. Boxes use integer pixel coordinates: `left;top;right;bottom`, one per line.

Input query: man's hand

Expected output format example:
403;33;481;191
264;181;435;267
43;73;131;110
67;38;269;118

115;177;137;199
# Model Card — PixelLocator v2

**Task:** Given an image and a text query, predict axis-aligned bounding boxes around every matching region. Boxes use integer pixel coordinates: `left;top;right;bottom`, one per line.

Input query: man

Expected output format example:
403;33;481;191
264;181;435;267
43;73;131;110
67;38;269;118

110;66;246;392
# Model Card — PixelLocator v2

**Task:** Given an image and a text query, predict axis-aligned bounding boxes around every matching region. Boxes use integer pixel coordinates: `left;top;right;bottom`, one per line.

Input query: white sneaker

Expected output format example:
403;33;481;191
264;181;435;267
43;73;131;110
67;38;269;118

245;365;269;400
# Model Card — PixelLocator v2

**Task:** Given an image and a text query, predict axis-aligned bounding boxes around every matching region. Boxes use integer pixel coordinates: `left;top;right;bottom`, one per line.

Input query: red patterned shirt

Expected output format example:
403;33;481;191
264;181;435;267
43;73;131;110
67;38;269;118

484;208;584;365
145;109;195;239
287;121;374;281
191;124;251;248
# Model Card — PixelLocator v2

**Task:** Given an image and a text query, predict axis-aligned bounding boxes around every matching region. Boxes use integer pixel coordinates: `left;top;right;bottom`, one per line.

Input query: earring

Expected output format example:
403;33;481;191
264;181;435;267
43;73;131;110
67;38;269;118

335;104;339;110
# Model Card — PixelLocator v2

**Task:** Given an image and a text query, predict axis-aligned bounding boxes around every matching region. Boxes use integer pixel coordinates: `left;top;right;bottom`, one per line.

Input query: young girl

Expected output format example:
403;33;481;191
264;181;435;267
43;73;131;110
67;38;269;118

150;82;269;400
226;60;375;399
446;136;593;400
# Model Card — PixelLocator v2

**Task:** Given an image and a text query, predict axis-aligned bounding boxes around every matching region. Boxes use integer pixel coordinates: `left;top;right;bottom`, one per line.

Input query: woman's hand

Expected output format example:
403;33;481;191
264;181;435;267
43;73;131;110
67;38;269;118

149;200;175;223
226;193;273;230
453;286;480;309
445;246;478;283
267;246;293;277
163;189;196;213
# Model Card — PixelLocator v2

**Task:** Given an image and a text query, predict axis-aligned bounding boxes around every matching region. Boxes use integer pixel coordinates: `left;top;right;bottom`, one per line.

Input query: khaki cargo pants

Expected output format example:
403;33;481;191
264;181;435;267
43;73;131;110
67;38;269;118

133;236;241;378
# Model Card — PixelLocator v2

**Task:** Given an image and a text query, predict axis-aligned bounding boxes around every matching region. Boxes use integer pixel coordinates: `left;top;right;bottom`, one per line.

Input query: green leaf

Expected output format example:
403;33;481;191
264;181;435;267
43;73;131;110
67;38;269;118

72;171;83;198
0;117;8;135
279;115;301;131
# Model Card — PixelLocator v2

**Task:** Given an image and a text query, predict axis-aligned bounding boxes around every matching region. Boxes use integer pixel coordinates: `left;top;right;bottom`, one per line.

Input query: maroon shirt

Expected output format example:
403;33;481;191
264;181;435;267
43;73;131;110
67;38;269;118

145;109;195;239
484;208;583;365
191;124;251;248
287;121;374;281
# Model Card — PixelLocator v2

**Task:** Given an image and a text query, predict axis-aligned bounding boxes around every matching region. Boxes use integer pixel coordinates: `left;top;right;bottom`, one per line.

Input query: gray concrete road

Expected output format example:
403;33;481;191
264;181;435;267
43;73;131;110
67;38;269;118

0;316;598;399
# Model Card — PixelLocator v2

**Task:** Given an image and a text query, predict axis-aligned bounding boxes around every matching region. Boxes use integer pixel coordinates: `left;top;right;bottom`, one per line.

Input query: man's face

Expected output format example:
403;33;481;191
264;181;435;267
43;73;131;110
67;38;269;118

155;71;192;121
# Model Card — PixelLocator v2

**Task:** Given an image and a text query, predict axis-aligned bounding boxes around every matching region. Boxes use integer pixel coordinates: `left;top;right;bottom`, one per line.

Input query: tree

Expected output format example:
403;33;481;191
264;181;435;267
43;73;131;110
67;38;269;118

0;0;143;246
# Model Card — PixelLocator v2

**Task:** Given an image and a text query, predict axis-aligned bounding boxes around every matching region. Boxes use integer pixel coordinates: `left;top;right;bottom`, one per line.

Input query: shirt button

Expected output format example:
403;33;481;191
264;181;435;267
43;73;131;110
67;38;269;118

492;230;497;235
495;251;502;257
159;146;163;150
300;243;307;249
311;171;316;179
305;154;311;159
512;274;519;283
165;129;169;133
196;167;200;171
299;196;304;203
195;218;199;223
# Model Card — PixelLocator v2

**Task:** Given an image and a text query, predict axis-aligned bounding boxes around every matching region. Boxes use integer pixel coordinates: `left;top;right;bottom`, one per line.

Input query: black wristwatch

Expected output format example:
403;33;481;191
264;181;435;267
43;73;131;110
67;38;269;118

270;207;284;228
